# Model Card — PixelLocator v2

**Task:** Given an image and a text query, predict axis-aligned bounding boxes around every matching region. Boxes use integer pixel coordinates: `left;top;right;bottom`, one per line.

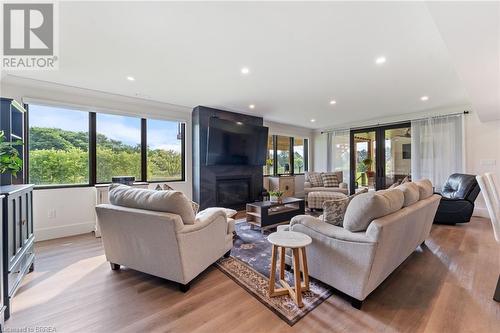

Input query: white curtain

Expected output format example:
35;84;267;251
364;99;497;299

330;129;350;184
411;114;464;192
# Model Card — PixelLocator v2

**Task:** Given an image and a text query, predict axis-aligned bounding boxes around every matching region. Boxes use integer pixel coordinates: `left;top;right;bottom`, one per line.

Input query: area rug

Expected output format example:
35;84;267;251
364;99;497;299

215;221;334;326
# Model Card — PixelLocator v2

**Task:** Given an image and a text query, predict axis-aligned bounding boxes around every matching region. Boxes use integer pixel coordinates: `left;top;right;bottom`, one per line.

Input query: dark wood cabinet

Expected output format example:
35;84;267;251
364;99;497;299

0;185;35;320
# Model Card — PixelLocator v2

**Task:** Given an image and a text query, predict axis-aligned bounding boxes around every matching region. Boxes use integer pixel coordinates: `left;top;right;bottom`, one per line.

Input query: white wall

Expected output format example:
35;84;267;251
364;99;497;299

464;112;500;217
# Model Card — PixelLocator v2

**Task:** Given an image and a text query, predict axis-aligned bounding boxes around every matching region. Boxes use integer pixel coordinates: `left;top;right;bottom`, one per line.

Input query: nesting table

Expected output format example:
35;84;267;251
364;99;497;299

267;231;312;307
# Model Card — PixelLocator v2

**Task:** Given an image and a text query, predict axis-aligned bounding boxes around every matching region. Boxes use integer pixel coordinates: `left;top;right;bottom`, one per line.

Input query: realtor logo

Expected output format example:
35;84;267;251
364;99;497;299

2;2;59;70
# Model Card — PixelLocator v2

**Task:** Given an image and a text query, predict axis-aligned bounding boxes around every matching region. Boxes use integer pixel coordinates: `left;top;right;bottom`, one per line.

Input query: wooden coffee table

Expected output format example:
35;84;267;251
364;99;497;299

267;231;312;307
246;198;305;233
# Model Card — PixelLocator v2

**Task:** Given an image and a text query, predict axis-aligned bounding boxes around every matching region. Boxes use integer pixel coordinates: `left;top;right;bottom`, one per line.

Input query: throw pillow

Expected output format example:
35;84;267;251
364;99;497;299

322;188;367;226
191;201;200;215
321;173;339;187
396;182;420;206
307;172;323;187
322;197;349;226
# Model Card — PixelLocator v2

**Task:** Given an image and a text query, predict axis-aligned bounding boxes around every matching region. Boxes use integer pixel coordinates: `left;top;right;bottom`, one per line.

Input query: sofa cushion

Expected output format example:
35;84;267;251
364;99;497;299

414;179;433;200
109;184;196;224
321;173;339;187
306;172;323;187
396;182;420;207
343;188;404;232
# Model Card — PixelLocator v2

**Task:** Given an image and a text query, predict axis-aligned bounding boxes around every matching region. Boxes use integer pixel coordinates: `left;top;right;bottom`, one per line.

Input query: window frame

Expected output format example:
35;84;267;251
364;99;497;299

264;135;309;177
26;104;186;189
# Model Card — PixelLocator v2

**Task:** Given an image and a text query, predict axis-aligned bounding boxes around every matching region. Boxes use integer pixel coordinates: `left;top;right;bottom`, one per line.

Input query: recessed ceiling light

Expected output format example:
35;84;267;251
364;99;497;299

249;104;255;109
126;76;135;81
375;56;386;65
236;121;243;125
330;100;337;105
310;118;316;123
241;67;250;75
420;96;429;101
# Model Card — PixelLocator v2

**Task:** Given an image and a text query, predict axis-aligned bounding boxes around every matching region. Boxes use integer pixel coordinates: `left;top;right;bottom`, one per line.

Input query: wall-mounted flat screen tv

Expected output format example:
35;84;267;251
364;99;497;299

206;117;269;166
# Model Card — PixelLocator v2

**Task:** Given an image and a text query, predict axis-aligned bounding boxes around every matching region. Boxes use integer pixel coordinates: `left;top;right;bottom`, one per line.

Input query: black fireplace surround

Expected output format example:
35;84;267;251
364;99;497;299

192;106;264;210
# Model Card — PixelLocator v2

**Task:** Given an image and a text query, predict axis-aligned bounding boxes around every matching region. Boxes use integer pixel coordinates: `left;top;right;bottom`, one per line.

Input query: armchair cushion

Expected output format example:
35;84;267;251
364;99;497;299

322;173;340;187
109;184;196;224
343;189;404;232
306;172;323;187
441;173;479;201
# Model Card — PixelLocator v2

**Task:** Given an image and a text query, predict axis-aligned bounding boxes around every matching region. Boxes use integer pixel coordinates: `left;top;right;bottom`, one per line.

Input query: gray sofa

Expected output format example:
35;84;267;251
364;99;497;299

305;171;349;197
285;179;440;308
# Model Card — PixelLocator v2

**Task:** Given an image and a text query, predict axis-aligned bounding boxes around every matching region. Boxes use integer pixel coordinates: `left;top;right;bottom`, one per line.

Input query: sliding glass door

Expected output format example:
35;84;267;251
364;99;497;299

350;123;411;193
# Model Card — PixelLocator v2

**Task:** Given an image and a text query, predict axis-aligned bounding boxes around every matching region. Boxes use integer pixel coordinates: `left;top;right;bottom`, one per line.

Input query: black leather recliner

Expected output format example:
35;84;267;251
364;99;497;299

434;173;481;225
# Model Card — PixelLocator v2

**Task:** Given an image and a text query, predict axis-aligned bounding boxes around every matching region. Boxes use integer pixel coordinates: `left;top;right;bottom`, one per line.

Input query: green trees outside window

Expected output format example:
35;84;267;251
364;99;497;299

28;104;184;186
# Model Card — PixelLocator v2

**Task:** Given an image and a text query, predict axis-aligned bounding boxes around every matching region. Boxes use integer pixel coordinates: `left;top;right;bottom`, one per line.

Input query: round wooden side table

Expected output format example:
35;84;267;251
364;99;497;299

267;231;312;308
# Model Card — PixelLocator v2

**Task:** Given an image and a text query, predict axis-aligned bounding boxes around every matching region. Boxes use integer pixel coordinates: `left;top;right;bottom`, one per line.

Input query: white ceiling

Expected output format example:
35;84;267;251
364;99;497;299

2;1;484;128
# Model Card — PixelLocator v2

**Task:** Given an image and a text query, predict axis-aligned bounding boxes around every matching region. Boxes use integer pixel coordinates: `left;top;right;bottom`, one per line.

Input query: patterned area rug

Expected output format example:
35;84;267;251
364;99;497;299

215;221;334;326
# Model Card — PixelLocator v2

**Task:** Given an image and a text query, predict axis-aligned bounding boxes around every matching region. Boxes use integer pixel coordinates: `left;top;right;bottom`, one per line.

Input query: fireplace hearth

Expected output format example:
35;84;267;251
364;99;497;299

216;177;251;209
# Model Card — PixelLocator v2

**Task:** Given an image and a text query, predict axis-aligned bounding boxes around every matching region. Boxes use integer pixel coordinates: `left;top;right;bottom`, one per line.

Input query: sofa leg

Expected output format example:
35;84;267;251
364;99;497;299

110;262;120;270
351;298;363;310
494;274;500;302
223;250;231;258
179;282;190;293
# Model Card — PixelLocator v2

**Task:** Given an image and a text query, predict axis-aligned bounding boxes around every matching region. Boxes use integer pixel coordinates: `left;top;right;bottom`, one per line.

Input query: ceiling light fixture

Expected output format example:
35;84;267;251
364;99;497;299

241;67;250;75
126;76;135;81
375;56;386;65
310;118;316;123
249;104;255;109
420;96;429;101
330;100;337;105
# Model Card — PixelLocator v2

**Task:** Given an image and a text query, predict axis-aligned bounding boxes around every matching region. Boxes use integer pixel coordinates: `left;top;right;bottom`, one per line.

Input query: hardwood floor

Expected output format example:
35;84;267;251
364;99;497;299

5;217;500;333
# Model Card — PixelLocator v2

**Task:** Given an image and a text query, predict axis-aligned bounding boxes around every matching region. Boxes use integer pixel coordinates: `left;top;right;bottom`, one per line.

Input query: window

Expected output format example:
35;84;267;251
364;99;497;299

147;119;184;181
264;135;308;176
27;102;187;187
293;137;306;174
276;136;291;174
263;136;274;176
28;104;89;186
96;114;142;183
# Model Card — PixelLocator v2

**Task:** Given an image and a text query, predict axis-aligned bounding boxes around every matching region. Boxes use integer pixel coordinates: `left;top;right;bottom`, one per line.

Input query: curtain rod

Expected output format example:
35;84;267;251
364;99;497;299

321;110;469;134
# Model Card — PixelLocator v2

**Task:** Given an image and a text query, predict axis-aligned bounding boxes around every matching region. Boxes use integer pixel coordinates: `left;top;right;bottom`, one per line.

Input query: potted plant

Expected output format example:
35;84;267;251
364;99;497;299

269;190;284;204
0;131;23;177
363;158;375;177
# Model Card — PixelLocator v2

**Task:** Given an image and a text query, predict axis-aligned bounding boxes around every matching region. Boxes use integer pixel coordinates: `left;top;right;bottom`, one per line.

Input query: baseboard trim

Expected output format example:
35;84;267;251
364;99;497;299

35;221;95;241
473;207;490;219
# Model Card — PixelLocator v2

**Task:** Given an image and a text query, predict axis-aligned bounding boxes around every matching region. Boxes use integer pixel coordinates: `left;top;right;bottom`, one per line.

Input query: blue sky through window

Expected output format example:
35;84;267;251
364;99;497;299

29;104;181;152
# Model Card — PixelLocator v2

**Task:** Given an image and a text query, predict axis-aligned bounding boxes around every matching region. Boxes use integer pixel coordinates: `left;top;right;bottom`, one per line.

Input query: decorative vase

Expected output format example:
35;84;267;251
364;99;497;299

270;195;278;202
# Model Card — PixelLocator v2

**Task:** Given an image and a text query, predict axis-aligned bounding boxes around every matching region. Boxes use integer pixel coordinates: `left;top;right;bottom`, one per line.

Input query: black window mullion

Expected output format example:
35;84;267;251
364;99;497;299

272;135;278;176
290;137;294;175
304;138;309;172
141;118;147;182
89;112;96;186
181;123;186;181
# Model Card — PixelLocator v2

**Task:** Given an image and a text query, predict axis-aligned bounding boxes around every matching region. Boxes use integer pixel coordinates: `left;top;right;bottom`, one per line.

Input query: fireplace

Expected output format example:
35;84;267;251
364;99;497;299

216;177;252;209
